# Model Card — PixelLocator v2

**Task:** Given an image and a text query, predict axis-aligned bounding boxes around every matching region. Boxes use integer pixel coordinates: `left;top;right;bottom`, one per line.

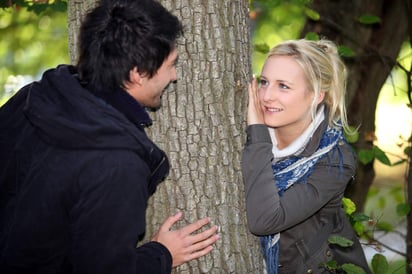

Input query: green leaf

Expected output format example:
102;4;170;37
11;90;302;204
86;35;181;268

358;149;374;165
357;146;391;165
376;221;393;232
305;8;320;21
342;197;356;215
404;146;411;156
371;254;389;274
341;263;366;274
304;32;319;41
325;260;338;269
373;146;391;166
27;4;49;14
254;43;270;54
51;2;67;12
352;213;370;222
396;203;411;216
358;14;381;25
328;235;353;247
342;264;366;274
344;126;359;143
352;221;365;236
338;45;356;57
391;159;406;166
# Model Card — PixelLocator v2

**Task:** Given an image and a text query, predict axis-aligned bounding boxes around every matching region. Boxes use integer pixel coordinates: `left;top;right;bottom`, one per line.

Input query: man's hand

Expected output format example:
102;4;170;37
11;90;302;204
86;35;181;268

152;211;219;267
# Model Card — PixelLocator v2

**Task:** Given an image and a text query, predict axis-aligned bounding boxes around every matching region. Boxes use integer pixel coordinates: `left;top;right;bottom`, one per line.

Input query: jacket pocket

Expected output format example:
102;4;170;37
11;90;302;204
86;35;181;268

294;239;332;273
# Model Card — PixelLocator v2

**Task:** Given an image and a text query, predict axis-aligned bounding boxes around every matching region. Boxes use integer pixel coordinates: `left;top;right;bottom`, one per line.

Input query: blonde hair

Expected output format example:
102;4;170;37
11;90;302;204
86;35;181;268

267;39;351;132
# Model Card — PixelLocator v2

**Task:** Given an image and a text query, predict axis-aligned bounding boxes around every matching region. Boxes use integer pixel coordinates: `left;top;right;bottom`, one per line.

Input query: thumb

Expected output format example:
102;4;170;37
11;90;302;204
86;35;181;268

160;211;183;232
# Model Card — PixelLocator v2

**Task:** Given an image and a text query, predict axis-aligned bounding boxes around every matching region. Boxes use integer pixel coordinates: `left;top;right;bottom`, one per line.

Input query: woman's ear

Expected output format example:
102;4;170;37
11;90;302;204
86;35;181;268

317;91;325;104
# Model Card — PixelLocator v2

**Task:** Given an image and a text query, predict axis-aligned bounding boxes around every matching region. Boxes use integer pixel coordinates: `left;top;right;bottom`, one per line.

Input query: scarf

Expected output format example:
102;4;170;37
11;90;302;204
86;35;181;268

261;110;344;274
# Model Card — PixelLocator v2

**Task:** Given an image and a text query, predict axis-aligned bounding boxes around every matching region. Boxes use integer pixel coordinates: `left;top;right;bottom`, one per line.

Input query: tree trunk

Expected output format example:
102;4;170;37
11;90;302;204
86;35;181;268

67;0;96;64
300;0;409;212
67;0;264;273
146;1;263;273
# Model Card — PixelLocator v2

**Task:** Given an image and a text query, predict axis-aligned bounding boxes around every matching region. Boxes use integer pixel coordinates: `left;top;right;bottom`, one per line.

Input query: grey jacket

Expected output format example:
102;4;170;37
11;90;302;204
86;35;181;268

242;120;370;273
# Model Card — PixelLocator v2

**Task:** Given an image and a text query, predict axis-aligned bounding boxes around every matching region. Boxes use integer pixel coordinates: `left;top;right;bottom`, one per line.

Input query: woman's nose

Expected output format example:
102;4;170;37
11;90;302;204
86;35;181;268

261;87;275;102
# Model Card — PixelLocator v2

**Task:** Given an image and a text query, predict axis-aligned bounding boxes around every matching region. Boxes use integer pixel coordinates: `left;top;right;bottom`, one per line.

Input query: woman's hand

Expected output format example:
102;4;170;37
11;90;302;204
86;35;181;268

247;76;264;125
152;211;219;267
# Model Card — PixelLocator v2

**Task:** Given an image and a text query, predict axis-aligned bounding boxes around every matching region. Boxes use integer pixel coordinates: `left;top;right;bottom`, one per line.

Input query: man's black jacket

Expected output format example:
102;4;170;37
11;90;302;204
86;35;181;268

0;65;172;273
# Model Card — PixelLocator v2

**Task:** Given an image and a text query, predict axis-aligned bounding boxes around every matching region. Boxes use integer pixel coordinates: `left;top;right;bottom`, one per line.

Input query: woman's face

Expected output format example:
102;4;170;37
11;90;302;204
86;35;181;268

259;55;318;136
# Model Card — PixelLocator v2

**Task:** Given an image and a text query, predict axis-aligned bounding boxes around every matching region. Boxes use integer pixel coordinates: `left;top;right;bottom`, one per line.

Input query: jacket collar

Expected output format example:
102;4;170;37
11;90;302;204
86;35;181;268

107;88;153;129
299;106;329;157
87;84;153;129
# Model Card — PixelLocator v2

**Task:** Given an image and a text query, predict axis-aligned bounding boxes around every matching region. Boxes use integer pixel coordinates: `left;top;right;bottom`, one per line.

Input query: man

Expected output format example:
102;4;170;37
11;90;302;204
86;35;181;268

0;0;219;273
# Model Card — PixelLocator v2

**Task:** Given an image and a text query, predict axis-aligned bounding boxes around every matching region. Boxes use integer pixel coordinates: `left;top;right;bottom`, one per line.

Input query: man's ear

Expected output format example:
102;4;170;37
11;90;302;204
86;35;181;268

129;67;144;85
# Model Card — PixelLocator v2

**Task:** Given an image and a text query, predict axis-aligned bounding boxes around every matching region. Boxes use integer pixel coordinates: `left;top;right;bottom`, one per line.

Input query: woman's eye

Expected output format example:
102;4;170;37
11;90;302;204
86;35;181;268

259;79;268;86
279;83;289;89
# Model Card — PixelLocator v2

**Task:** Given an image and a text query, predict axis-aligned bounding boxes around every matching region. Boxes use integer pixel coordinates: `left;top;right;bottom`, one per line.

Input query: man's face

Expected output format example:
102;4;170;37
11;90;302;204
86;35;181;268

127;48;178;109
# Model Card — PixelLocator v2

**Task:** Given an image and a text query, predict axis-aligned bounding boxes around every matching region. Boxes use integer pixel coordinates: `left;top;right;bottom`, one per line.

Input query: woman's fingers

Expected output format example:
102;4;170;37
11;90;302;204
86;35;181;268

247;76;264;125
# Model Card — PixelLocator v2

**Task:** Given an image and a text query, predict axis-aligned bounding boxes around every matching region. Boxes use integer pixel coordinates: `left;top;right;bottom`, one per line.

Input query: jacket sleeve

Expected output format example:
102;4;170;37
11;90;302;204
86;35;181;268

241;124;356;236
135;242;172;273
70;151;172;274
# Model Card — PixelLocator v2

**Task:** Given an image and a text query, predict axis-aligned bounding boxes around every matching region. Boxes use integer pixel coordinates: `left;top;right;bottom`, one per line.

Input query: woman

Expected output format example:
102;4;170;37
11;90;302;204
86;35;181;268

242;39;370;273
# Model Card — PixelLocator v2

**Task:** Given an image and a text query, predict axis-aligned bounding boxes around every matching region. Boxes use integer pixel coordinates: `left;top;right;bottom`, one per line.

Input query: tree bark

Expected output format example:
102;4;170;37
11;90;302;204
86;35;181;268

301;0;409;212
67;0;264;273
146;1;263;273
67;0;95;64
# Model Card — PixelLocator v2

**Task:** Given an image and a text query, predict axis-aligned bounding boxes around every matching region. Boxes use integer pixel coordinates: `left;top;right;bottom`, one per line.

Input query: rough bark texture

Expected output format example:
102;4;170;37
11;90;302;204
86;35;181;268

145;1;263;273
301;0;409;212
67;0;95;64
67;0;264;273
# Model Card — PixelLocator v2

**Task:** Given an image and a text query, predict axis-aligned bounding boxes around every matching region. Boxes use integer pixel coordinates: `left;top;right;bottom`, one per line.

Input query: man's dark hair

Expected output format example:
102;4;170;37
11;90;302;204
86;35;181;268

76;0;183;91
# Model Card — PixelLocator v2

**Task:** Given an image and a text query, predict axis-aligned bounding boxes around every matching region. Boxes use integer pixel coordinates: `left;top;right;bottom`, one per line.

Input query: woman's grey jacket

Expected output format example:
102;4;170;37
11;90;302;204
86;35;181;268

242;119;371;274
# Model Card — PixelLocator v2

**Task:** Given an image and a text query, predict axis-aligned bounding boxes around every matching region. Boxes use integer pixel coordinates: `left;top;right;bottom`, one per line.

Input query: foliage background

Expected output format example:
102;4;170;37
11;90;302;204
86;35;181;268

0;1;68;104
249;0;308;74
